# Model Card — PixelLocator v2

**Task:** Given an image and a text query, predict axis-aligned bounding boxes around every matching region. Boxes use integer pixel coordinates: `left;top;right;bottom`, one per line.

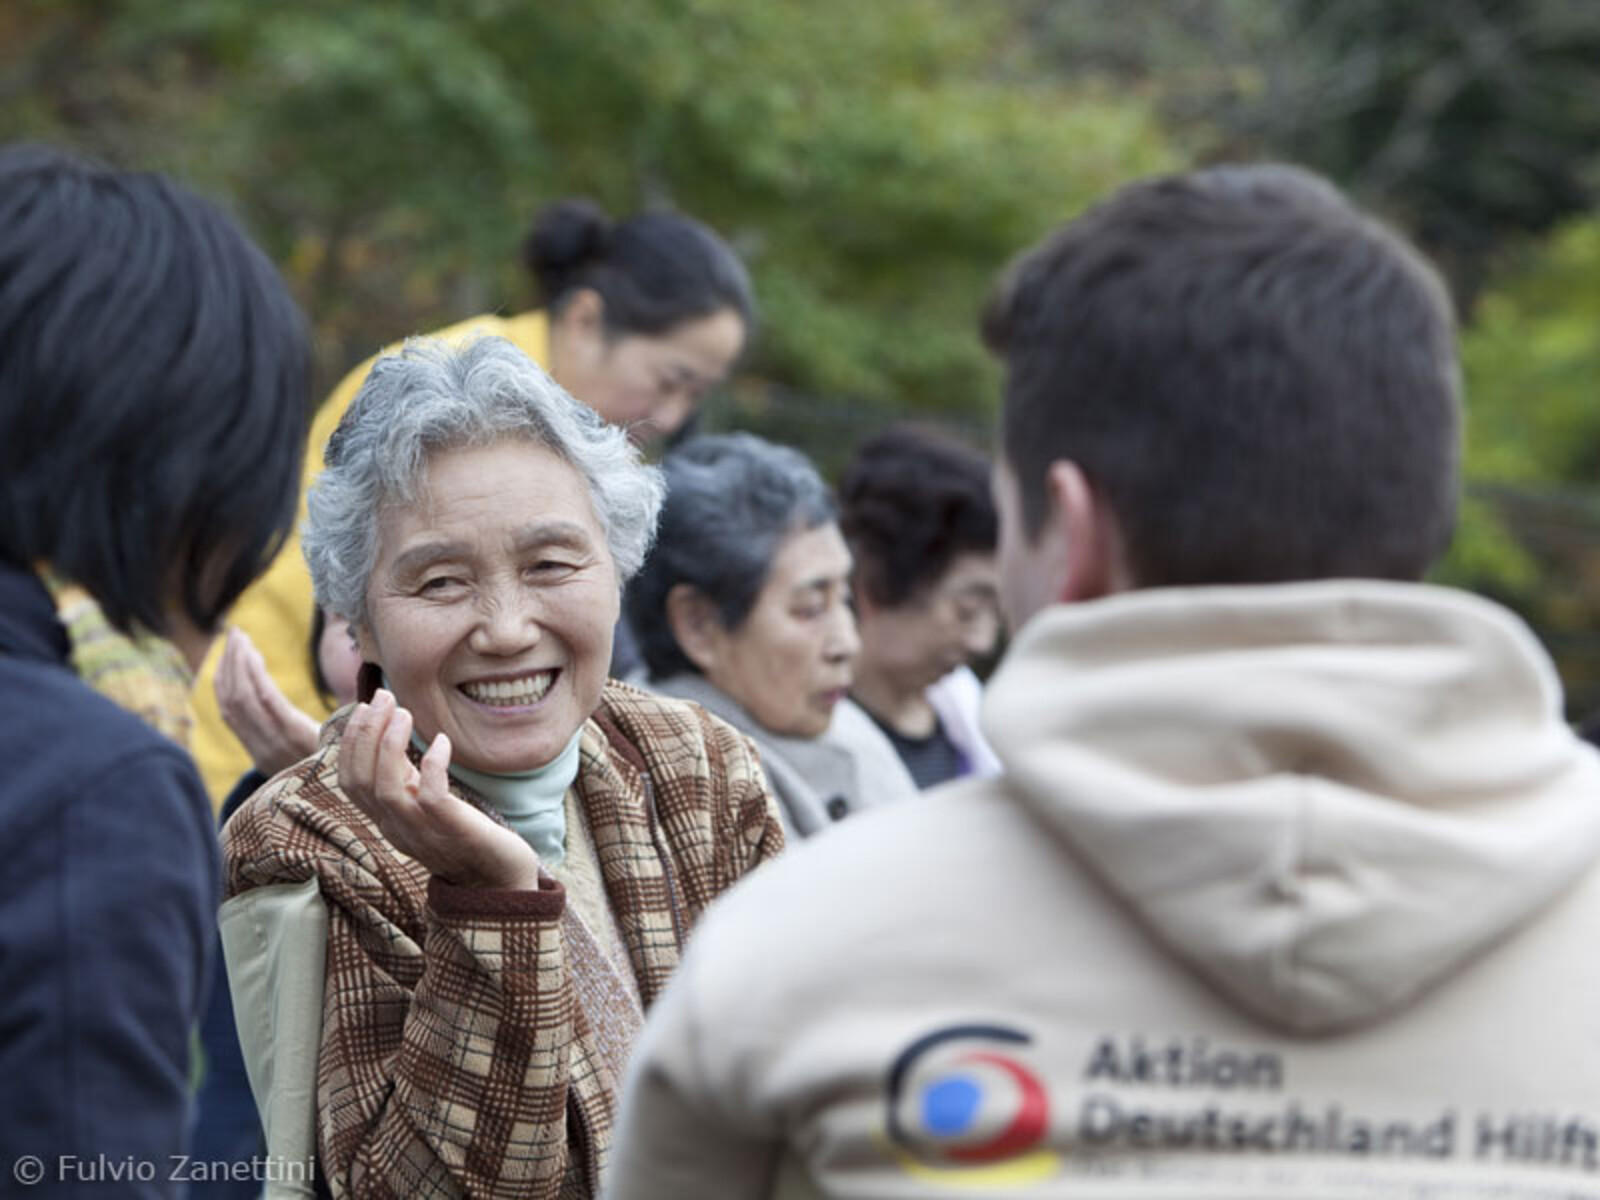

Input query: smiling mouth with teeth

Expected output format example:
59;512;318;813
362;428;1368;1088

460;671;557;707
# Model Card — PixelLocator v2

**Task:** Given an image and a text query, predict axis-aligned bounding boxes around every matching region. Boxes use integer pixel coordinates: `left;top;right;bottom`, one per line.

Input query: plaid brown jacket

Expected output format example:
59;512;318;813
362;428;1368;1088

223;679;785;1198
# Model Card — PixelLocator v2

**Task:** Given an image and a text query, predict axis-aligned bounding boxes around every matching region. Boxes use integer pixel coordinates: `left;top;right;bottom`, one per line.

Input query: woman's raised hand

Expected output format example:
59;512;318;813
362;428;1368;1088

215;626;322;776
338;689;544;891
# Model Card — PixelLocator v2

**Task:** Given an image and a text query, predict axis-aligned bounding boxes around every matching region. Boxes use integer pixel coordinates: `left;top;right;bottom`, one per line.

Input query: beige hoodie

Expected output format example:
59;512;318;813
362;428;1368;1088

608;581;1600;1199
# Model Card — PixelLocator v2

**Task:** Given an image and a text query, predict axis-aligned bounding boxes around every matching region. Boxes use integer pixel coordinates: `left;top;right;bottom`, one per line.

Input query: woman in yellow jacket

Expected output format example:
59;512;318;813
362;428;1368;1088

193;197;755;803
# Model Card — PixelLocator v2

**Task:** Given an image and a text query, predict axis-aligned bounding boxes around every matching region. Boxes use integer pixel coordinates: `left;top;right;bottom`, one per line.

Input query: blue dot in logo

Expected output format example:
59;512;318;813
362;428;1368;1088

921;1075;982;1136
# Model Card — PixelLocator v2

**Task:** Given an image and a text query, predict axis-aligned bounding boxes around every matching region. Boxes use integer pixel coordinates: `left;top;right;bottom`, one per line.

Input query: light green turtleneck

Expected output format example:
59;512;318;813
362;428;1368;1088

384;671;582;866
408;728;582;868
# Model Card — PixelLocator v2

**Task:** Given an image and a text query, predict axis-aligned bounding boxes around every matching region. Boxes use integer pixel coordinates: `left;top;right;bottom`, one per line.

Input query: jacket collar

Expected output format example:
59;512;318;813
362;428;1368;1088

0;561;70;666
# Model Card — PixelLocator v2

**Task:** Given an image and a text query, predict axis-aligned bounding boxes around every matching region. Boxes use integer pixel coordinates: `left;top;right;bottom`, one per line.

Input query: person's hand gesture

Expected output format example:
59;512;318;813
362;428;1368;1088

215;626;321;776
338;689;544;891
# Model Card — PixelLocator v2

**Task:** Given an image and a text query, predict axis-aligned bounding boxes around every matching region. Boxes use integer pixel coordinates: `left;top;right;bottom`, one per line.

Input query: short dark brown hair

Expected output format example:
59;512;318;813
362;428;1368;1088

838;424;996;610
982;163;1460;586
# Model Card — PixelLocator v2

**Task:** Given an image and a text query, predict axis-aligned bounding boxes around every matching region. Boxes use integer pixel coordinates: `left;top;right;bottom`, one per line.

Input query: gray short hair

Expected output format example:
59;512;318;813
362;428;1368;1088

305;335;664;625
624;433;835;679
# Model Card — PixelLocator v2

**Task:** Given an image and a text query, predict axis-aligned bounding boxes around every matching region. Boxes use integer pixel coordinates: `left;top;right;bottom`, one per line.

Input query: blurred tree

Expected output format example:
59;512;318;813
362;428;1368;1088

1460;215;1600;486
0;0;1174;460
7;0;1597;700
1015;0;1600;310
1255;0;1600;309
1435;211;1600;713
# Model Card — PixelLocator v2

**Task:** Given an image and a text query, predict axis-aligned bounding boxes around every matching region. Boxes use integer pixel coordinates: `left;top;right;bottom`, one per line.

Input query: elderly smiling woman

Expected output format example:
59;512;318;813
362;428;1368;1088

626;434;918;839
220;337;784;1198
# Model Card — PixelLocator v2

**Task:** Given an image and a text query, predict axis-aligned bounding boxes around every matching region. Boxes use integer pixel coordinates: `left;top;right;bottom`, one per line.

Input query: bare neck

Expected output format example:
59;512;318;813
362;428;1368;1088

849;664;937;739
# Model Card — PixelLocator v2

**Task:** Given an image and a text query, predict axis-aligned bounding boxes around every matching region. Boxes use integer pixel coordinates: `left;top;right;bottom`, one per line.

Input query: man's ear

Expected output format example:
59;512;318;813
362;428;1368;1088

665;584;726;674
1048;460;1130;603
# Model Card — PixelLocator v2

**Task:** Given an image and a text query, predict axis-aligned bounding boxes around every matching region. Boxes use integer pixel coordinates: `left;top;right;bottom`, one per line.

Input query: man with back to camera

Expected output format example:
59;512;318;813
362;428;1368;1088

602;163;1600;1199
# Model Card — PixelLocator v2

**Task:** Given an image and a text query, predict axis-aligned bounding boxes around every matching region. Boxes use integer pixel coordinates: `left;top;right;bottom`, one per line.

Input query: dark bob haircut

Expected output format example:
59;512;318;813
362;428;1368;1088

838;424;997;610
625;433;834;680
0;144;310;637
523;197;756;339
982;163;1460;587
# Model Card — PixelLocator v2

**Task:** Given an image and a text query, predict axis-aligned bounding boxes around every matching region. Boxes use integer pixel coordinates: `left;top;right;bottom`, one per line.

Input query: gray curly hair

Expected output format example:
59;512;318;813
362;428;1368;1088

304;335;664;626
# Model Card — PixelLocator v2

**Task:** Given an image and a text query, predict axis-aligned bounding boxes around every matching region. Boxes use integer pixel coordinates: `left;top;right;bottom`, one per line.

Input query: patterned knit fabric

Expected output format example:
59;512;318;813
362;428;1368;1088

551;787;644;1008
40;568;194;747
222;679;784;1198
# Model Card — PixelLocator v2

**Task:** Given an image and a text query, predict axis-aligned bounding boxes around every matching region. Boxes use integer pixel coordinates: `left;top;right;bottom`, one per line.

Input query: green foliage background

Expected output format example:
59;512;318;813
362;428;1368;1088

3;0;1598;707
1;0;1174;458
1445;212;1600;709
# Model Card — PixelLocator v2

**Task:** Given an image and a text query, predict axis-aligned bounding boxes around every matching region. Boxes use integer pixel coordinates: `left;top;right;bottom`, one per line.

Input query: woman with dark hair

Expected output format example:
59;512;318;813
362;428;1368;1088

526;198;755;441
0;144;309;1189
193;197;756;805
627;433;919;837
838;424;1004;787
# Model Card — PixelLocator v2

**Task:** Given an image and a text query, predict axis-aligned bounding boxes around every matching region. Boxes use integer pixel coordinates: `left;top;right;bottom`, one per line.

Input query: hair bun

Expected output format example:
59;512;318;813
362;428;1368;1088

522;197;612;301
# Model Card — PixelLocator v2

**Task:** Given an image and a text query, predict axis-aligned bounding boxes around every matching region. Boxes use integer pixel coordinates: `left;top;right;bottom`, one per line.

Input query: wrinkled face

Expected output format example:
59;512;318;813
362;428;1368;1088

356;439;619;773
568;308;745;445
705;523;860;739
856;552;1001;692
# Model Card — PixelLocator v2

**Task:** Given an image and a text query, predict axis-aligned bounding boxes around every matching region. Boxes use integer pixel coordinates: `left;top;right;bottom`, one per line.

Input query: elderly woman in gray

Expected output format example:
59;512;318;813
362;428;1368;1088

219;337;783;1199
625;433;918;839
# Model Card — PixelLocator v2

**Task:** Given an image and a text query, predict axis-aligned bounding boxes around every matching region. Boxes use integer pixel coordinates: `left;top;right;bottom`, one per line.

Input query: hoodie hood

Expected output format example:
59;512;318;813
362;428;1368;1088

984;580;1600;1033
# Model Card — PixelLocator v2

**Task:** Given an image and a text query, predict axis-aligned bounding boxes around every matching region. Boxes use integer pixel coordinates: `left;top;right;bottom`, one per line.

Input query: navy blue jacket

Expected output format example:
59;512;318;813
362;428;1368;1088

0;562;219;1197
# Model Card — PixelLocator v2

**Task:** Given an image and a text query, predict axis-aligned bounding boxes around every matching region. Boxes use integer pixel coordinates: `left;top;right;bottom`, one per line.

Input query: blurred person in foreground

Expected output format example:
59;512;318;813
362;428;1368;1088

837;424;1003;787
220;336;783;1197
606;164;1600;1198
192;197;756;804
625;433;919;839
0;144;309;1195
188;611;364;1196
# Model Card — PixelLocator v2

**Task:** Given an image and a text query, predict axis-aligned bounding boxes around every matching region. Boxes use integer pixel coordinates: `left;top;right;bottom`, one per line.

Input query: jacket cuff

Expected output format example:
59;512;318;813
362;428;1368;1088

427;872;566;920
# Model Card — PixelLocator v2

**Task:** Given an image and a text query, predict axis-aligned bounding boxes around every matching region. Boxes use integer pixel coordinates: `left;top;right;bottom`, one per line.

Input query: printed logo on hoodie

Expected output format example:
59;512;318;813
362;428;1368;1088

882;1023;1061;1188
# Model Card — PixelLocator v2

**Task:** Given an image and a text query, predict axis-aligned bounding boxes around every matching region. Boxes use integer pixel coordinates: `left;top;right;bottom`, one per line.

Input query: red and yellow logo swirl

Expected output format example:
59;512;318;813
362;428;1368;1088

883;1023;1062;1188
